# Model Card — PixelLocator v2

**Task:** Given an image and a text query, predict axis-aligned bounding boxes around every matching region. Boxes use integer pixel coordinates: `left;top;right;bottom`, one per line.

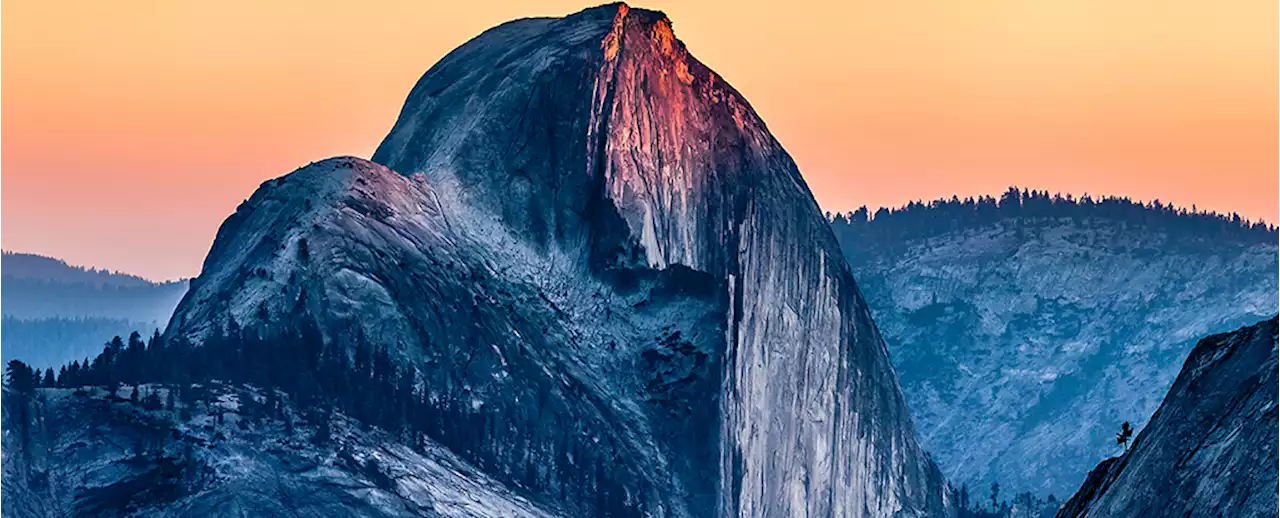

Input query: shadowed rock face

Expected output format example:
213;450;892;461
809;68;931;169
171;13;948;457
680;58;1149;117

100;3;949;517
1056;317;1279;518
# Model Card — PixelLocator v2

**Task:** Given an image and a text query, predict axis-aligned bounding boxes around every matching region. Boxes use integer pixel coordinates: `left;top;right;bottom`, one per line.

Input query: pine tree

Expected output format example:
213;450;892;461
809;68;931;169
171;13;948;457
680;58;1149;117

5;360;36;450
125;331;145;383
5;360;35;393
67;361;82;387
1116;421;1135;451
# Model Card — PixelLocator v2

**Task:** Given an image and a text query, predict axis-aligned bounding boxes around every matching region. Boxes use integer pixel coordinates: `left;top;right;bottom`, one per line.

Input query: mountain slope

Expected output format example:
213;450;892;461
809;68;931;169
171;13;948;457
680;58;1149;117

1055;317;1278;517
1;252;188;322
2;251;162;287
1;317;143;370
830;204;1279;499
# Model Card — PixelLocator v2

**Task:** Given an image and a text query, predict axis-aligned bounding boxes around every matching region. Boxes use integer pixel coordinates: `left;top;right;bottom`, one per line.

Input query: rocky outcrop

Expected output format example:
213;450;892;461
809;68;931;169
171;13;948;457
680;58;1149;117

1056;317;1279;517
832;215;1279;498
0;4;951;517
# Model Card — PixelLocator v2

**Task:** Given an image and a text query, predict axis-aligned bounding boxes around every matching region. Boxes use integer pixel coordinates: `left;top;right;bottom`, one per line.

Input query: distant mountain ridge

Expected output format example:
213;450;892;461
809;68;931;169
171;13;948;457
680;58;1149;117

0;317;142;371
1;251;187;322
829;190;1279;500
831;187;1275;250
1;251;188;369
2;252;178;288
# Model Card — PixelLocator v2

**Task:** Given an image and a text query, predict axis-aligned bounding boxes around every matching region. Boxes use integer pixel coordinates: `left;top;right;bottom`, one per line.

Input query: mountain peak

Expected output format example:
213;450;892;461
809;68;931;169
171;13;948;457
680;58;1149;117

166;6;954;516
579;3;679;62
369;5;950;515
571;3;669;26
372;1;777;273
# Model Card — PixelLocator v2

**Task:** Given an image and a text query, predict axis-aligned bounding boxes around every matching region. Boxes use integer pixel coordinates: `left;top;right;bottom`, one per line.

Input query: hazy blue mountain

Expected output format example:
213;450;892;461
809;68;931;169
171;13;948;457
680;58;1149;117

2;251;187;322
830;191;1278;500
3;251;160;288
1;251;187;368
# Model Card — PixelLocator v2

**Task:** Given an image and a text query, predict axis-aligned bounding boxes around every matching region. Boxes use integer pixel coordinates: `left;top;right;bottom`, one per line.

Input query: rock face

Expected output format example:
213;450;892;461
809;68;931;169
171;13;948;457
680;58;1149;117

1;384;555;518
155;3;952;517
831;215;1278;498
1055;316;1278;518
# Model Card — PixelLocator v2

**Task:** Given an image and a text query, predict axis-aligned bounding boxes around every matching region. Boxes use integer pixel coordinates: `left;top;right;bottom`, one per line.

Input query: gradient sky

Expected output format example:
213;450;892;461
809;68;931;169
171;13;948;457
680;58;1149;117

3;0;1276;280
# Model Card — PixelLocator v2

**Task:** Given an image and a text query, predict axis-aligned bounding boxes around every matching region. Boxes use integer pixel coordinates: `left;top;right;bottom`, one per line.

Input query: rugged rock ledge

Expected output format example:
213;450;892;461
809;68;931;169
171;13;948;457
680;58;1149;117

164;156;729;517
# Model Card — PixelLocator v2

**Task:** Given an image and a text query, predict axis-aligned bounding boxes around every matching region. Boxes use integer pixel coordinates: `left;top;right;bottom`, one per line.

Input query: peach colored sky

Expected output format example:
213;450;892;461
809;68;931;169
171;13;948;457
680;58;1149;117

3;0;1276;281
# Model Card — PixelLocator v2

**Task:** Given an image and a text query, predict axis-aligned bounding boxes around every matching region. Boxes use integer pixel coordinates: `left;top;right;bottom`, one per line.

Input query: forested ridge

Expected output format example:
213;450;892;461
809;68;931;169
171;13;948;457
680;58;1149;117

1;251;188;287
829;187;1276;248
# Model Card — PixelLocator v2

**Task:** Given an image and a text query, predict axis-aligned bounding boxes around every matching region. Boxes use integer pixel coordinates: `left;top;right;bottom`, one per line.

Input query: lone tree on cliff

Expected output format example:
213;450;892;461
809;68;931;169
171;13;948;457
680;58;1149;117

1116;421;1134;451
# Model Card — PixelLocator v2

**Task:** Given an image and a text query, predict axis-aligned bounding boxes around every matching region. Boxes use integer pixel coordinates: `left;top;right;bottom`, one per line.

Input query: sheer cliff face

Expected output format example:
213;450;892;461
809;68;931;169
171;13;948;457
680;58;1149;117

1057;317;1279;518
163;4;949;517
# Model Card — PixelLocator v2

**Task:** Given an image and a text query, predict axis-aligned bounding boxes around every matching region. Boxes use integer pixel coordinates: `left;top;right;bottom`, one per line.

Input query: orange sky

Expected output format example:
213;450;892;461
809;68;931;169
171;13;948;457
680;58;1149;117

3;0;1276;280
